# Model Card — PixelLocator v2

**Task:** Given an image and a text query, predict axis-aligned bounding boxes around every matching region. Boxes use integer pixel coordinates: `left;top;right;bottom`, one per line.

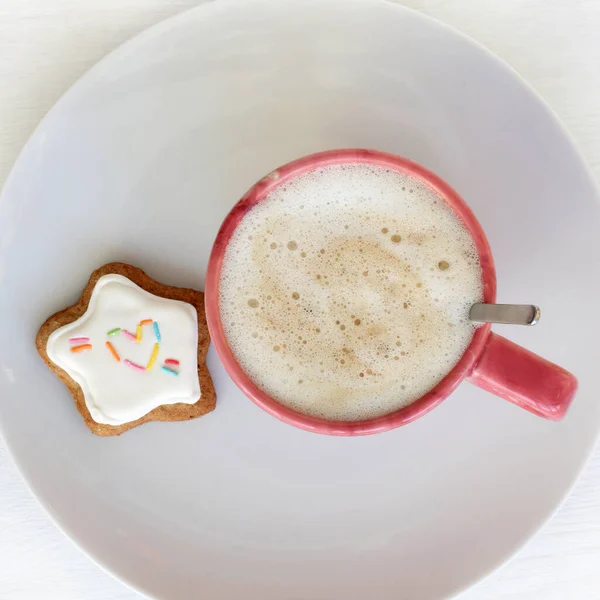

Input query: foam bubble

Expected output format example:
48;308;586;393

219;163;483;421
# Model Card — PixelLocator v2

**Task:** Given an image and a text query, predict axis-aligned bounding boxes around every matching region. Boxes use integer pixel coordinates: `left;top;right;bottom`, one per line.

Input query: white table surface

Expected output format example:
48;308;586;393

1;1;599;598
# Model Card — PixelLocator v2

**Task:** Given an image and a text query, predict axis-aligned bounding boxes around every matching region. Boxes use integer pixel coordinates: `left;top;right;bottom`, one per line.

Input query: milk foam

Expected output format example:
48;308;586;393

219;164;483;421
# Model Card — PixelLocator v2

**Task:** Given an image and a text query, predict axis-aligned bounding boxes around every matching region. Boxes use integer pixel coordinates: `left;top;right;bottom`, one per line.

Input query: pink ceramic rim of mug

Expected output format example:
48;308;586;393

205;149;497;435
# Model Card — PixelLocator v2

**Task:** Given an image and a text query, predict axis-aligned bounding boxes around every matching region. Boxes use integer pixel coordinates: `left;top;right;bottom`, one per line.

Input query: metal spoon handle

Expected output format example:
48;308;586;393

469;303;541;326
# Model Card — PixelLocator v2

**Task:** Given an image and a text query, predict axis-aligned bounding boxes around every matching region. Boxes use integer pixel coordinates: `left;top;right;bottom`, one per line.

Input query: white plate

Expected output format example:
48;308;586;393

1;0;599;598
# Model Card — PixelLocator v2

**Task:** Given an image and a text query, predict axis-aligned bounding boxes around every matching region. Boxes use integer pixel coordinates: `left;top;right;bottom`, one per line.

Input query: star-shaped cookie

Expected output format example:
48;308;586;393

36;263;216;436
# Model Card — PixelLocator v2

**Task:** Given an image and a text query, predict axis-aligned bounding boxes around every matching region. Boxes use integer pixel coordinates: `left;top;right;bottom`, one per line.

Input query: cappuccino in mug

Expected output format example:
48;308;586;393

219;163;483;421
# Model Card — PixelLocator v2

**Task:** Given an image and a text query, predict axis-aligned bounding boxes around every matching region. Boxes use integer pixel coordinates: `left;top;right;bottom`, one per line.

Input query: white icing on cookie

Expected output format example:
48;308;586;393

46;274;201;426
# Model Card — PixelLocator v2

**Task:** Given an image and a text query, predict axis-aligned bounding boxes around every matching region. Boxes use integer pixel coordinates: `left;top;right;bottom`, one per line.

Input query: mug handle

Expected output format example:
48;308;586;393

467;333;578;420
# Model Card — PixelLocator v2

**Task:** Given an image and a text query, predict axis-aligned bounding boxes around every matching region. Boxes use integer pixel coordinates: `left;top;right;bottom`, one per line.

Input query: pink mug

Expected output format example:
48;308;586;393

205;149;578;435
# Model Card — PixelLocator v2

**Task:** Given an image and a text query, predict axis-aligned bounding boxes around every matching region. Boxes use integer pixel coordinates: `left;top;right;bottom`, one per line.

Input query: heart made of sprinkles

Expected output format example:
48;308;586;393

69;319;180;376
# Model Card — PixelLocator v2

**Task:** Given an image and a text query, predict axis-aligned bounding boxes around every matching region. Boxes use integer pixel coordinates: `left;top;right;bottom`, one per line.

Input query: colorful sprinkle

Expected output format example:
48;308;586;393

69;337;90;344
71;344;92;353
165;359;180;366
140;319;153;325
124;359;145;372
161;365;179;376
122;329;136;341
147;343;160;370
153;321;161;342
136;324;142;342
107;328;121;336
105;341;120;362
